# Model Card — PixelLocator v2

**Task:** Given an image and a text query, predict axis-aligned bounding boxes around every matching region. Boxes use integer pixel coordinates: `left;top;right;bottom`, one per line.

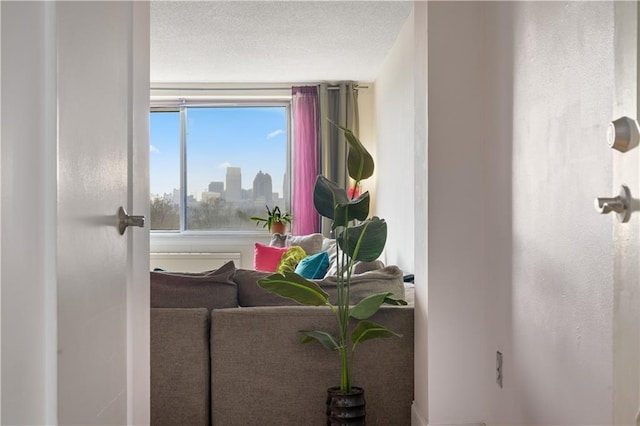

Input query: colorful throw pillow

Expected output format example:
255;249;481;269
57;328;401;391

295;251;330;279
254;243;288;272
276;246;307;274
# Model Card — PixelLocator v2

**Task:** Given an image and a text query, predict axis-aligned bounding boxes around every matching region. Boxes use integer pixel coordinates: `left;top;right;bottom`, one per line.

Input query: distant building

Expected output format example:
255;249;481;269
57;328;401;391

226;167;242;201
253;171;273;204
208;181;224;193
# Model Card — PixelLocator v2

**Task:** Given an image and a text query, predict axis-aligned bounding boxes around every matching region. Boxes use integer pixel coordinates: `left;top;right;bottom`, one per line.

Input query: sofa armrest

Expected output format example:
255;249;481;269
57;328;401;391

211;306;413;425
151;308;210;426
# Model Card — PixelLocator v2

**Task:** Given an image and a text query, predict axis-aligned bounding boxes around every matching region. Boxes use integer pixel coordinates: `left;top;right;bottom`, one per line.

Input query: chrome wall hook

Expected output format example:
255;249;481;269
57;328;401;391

118;206;145;235
594;185;632;223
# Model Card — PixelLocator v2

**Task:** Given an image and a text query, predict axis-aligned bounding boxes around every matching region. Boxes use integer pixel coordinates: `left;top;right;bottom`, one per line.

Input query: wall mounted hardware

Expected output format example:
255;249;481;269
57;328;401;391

607;117;639;152
496;351;503;388
594;185;632;223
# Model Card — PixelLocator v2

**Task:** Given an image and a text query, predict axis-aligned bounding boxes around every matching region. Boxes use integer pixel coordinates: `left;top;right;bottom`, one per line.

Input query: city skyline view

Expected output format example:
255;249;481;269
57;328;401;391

150;106;288;201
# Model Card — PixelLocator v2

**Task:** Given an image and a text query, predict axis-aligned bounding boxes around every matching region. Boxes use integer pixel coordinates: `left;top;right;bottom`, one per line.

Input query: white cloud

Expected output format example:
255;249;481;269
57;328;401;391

150;145;160;154
218;162;232;169
267;129;284;139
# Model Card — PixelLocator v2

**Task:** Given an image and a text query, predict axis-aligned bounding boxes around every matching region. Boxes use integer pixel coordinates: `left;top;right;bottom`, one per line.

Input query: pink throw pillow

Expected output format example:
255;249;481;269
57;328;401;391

254;243;288;272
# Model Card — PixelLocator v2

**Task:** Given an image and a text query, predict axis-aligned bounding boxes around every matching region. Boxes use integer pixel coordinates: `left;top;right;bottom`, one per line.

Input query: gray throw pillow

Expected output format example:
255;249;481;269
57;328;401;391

352;260;385;275
286;233;324;255
269;233;287;248
270;233;325;256
318;265;405;304
150;260;238;309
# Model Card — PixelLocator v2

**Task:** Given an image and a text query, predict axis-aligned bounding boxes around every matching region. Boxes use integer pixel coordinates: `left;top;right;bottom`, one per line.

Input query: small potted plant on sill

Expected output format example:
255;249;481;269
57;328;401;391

251;205;292;235
257;123;406;425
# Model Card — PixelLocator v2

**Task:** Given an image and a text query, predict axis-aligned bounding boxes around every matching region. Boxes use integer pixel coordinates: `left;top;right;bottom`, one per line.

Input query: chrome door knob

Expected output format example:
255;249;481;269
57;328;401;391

607;117;639;152
594;185;632;223
118;206;145;235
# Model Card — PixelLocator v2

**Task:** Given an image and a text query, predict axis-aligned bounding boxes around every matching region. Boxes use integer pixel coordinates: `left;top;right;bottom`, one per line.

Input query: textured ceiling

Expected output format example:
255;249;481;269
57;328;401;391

150;1;413;83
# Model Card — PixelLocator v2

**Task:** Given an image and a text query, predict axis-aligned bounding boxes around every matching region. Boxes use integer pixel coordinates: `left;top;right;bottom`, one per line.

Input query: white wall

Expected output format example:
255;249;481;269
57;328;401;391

150;233;271;270
376;1;623;424
425;1;618;425
356;85;377;216
412;2;428;425
1;2;58;424
374;8;415;274
371;6;431;424
427;3;493;422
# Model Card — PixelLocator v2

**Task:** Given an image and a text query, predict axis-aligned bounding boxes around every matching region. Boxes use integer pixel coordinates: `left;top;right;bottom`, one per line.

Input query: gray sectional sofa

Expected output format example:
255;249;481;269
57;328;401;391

150;260;414;426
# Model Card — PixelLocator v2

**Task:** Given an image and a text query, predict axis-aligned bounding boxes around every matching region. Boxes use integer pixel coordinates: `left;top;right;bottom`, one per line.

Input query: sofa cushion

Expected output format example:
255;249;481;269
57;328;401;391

234;265;405;307
234;269;296;307
210;306;414;425
295;251;329;279
254;242;288;272
151;308;210;426
150;260;238;309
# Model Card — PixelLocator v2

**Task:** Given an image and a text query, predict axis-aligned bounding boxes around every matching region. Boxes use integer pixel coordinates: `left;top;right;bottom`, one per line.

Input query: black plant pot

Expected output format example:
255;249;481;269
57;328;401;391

326;386;366;425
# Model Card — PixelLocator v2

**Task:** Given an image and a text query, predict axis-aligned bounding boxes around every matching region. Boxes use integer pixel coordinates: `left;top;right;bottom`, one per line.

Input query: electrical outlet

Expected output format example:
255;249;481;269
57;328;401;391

496;351;503;388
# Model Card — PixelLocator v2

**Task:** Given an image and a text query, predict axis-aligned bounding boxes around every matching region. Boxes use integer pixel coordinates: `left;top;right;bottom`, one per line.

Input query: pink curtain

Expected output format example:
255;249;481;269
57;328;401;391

291;86;320;235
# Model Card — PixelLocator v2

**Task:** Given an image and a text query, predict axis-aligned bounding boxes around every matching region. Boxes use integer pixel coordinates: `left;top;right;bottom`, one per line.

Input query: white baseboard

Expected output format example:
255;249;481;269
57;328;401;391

428;424;485;426
411;401;485;426
411;402;427;426
428;423;485;426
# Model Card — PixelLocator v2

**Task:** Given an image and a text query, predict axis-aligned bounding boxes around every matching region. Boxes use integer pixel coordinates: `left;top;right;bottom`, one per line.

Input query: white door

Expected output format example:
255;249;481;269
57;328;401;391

57;2;149;424
611;2;640;425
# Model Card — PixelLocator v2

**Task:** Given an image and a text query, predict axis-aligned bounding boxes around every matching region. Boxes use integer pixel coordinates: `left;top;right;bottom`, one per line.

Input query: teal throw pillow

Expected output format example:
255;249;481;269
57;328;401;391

295;251;329;279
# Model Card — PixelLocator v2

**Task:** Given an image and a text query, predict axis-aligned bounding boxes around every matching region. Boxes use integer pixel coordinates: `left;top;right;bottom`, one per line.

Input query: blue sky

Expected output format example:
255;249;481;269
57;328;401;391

150;106;287;199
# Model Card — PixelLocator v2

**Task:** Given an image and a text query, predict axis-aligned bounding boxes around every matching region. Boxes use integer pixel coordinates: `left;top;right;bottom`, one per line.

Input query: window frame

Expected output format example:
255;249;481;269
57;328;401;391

149;98;292;235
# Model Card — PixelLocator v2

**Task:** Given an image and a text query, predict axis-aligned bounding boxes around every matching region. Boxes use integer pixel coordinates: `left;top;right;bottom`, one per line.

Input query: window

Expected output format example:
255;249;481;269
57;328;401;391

150;103;290;232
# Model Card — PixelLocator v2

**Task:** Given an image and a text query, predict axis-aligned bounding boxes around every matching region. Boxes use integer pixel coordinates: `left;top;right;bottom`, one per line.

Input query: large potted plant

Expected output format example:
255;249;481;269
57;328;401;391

250;205;292;234
257;124;406;425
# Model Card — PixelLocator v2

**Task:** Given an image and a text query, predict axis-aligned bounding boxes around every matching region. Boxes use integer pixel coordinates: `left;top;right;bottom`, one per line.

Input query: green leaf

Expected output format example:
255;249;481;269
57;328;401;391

351;320;401;347
350;292;406;320
313;175;349;220
383;296;408;306
257;272;330;306
333;191;370;230
337;217;387;262
300;330;340;351
332;123;374;182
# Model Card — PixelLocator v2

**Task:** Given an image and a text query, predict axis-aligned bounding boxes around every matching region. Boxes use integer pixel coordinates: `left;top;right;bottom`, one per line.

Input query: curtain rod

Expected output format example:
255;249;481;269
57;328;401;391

150;85;368;91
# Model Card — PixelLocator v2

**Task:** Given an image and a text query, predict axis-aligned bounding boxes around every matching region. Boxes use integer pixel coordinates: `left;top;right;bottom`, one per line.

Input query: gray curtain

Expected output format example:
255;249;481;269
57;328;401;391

318;82;359;237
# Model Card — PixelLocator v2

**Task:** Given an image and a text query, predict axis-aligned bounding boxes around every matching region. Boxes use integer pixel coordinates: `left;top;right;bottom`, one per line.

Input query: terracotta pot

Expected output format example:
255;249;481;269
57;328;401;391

326;386;365;425
270;221;286;235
